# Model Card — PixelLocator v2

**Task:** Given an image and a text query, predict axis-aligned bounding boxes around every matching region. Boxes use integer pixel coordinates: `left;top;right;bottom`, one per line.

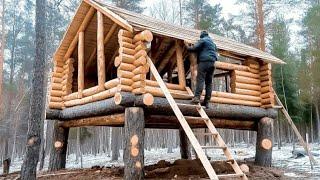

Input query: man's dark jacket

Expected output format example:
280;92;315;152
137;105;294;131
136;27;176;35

187;33;217;63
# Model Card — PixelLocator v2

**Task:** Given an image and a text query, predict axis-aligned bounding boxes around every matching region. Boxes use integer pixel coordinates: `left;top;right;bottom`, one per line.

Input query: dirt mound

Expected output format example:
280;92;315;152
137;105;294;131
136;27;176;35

0;159;287;180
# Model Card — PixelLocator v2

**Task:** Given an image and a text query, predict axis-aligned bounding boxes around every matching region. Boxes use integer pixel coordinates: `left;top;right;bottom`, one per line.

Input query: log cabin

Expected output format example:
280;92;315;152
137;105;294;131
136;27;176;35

46;0;285;179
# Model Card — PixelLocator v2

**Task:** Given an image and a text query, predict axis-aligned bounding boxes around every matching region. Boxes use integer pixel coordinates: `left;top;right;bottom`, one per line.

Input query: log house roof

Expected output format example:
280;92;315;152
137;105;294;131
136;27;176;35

54;0;285;65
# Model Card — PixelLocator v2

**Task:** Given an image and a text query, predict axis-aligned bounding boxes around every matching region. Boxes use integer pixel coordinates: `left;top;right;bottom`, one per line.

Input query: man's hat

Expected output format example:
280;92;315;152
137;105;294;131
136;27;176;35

200;30;209;38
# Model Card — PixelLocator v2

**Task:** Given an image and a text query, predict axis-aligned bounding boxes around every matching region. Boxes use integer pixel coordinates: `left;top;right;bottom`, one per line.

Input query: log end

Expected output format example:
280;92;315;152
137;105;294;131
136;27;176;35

143;93;154;106
114;92;122;105
261;138;272;150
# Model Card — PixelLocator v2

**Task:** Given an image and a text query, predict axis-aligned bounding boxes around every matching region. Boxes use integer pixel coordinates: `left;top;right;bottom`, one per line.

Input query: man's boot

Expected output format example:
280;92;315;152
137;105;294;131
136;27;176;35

202;97;211;109
191;96;200;104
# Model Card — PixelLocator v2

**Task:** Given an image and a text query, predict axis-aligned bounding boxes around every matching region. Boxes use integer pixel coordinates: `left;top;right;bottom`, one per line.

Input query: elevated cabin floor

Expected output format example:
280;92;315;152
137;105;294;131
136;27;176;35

46;95;277;131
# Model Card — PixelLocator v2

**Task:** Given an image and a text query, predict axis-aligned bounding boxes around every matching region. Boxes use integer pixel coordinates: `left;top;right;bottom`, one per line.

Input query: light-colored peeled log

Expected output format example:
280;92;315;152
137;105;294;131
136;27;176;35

114;56;121;67
233;75;261;85
145;86;190;99
145;80;186;91
119;54;135;64
53;72;64;79
104;78;120;90
133;56;146;67
261;86;272;94
260;75;271;81
49;102;64;109
233;88;261;96
260;70;272;77
176;41;186;87
120;42;135;49
63;92;78;101
249;68;260;74
211;91;261;102
83;86;101;97
120;78;134;86
52;77;63;84
119;63;136;71
142;93;154;106
118;29;133;38
261;80;272;87
261;104;274;108
117;70;135;79
244;59;260;70
119;36;133;44
133;65;149;75
210;97;261;107
133;30;153;43
215;61;249;71
234;70;260;79
51;90;64;97
78;31;85;98
135;43;147;52
131;81;146;89
97;11;106;91
119;47;135;56
261;63;272;71
50;96;63;102
132;74;146;82
132;87;146;94
261;92;272;99
261;98;275;105
231;82;261;91
54;66;64;73
54;60;64;67
65;87;118;107
117;84;133;92
52;83;63;90
134;49;147;59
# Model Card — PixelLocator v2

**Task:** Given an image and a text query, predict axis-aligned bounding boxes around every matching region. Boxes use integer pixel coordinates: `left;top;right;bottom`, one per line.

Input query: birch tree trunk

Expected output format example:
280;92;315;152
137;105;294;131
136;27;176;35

20;0;46;179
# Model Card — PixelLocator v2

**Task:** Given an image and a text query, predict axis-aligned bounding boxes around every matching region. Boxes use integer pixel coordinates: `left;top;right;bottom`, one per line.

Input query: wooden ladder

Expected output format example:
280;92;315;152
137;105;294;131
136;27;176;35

147;57;247;180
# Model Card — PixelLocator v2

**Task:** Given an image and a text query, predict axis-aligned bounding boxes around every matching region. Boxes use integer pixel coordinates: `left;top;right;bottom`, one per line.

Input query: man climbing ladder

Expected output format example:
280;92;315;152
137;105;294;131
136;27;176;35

185;31;218;108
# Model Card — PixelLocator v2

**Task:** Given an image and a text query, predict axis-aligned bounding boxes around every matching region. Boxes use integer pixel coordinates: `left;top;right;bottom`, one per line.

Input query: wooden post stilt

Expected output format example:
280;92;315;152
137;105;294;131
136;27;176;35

255;117;273;167
176;41;186;88
189;53;198;91
48;121;69;171
78;31;85;98
179;129;191;159
97;11;106;91
124;107;145;180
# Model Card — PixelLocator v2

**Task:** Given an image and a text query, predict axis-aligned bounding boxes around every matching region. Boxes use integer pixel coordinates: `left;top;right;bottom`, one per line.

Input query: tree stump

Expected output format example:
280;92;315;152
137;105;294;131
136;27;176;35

255;117;274;167
48;121;69;171
3;158;11;174
179;129;191;159
124;107;145;180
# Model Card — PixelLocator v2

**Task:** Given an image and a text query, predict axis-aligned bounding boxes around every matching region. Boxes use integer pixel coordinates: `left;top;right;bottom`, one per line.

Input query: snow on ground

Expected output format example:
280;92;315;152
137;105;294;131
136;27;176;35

1;143;320;179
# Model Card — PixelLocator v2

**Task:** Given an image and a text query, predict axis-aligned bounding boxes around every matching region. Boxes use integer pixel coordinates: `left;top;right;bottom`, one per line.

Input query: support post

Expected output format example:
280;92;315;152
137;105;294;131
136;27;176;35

124;107;145;180
48;121;69;171
189;53;197;91
179;129;191;159
97;11;106;91
255;117;273;167
78;31;85;98
176;41;186;87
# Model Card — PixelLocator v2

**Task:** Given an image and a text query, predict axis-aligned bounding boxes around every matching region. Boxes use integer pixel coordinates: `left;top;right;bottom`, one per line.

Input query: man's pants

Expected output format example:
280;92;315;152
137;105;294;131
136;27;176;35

194;61;215;103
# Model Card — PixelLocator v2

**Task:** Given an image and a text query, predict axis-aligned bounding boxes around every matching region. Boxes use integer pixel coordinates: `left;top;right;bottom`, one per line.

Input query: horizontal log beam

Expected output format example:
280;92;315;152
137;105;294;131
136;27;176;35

46;97;277;121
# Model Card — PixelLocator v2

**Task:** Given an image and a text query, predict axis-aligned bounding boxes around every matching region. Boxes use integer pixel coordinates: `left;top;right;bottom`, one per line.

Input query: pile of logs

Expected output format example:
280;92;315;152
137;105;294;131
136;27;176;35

260;63;275;108
49;58;75;109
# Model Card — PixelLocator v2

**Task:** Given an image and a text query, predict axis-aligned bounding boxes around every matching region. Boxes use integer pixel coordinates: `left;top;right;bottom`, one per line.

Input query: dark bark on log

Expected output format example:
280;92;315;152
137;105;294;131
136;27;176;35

111;127;120;161
48;121;69;171
255;117;274;167
124;107;145;180
46;97;277;121
3;158;10;174
145;115;256;130
179;129;191;159
20;0;47;179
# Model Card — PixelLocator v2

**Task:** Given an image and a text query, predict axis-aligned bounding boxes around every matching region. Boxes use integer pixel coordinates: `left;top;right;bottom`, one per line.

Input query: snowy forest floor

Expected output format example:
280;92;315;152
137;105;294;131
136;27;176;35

1;143;320;179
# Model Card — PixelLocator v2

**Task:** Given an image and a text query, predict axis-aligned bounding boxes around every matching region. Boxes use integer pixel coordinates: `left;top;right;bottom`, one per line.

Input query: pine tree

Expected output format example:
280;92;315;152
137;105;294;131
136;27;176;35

20;0;46;179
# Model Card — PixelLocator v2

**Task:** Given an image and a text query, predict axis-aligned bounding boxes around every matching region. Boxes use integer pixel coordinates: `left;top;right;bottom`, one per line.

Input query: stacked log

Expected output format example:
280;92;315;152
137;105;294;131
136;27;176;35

131;30;152;95
49;58;74;109
260;63;275;108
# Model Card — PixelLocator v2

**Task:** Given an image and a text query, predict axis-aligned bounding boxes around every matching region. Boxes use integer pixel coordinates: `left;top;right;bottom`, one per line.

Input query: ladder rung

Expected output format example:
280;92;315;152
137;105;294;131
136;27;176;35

226;159;235;164
185;116;210;121
176;103;201;109
201;145;227;150
217;173;244;179
194;132;218;137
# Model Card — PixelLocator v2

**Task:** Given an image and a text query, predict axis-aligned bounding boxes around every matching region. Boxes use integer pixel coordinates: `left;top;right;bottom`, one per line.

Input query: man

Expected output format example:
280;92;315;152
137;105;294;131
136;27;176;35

185;31;218;108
